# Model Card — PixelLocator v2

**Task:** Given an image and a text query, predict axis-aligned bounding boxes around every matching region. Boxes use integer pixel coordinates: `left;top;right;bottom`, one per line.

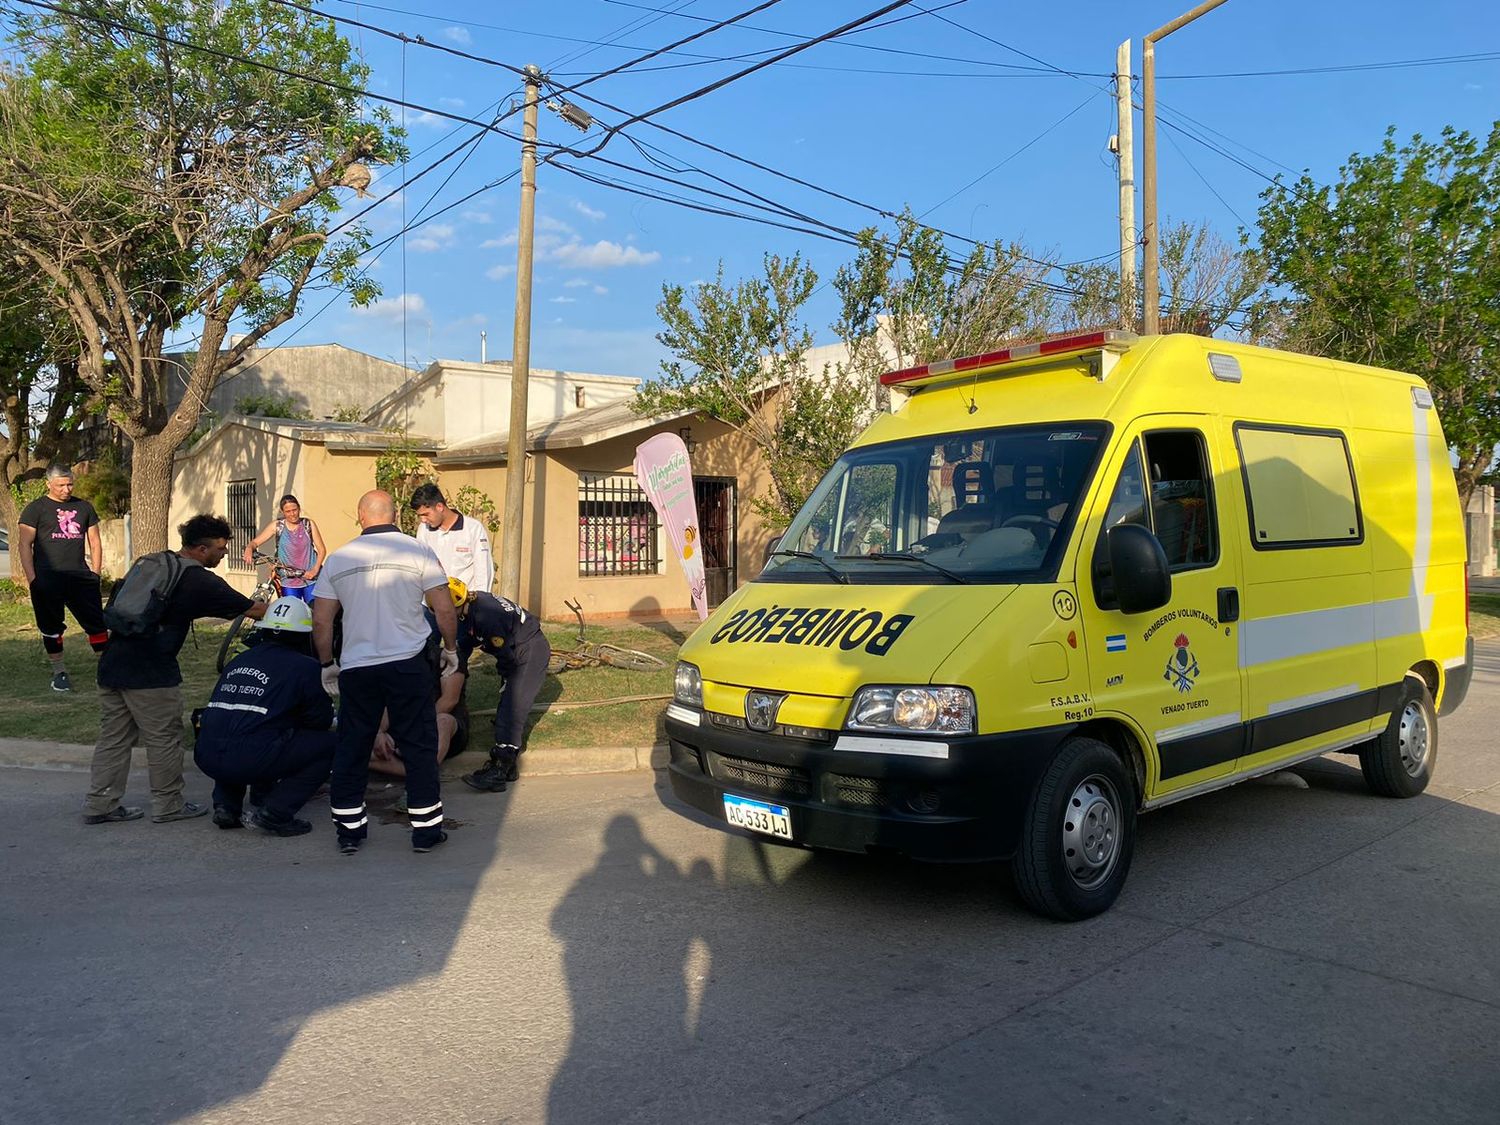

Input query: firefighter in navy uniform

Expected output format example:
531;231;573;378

194;596;337;836
456;580;551;793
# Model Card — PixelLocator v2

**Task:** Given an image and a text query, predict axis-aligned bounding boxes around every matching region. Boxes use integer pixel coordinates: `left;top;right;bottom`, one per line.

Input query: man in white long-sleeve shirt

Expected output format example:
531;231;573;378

410;483;495;593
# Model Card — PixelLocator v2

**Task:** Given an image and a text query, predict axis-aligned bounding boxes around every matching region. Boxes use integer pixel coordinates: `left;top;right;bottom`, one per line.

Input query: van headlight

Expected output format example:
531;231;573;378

846;686;975;735
674;661;703;707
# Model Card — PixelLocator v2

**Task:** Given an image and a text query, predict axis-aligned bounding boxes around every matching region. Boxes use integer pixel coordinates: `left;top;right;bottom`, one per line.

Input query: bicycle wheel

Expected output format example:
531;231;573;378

596;644;667;672
216;613;251;674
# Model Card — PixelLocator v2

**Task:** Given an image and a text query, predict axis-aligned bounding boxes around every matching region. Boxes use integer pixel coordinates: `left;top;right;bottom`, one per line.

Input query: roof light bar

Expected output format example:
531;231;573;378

880;329;1138;388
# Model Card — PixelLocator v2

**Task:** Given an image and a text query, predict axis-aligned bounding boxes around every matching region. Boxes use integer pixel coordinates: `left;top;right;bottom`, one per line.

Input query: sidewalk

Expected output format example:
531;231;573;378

0;737;668;777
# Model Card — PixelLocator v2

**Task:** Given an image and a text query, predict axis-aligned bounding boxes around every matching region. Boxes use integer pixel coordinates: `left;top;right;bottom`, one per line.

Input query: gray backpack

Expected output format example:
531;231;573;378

104;552;196;636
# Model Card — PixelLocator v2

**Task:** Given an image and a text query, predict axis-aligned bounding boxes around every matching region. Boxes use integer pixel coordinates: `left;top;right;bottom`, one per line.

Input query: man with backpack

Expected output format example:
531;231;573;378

83;514;267;825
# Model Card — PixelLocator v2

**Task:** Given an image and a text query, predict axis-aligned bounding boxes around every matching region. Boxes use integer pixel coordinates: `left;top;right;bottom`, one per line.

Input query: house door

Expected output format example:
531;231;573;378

693;478;737;607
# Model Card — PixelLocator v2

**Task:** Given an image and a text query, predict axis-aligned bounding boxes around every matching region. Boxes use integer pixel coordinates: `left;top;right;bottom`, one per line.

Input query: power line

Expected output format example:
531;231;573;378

918;89;1102;217
560;0;919;160
1163;50;1500;80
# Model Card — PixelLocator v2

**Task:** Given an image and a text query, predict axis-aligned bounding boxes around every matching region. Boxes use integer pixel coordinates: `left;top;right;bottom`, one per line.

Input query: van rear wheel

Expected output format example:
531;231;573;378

1359;678;1436;798
1013;737;1136;921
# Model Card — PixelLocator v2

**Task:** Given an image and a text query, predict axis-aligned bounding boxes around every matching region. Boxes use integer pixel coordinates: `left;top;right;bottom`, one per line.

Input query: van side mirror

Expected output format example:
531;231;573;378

1100;523;1171;614
762;534;784;574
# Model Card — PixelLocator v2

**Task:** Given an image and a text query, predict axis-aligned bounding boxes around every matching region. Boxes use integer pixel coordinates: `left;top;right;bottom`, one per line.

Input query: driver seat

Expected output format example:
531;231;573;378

936;464;998;540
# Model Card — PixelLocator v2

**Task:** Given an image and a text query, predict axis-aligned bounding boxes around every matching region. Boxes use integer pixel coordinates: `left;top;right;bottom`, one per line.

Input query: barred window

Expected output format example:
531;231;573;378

227;479;257;572
579;473;662;576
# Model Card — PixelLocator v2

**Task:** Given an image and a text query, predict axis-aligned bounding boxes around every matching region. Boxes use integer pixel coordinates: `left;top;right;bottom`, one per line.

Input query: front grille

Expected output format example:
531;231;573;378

713;754;811;798
829;773;890;810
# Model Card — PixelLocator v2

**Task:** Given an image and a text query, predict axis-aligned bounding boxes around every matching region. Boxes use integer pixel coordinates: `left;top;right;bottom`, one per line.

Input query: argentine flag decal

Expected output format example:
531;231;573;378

1105;634;1127;653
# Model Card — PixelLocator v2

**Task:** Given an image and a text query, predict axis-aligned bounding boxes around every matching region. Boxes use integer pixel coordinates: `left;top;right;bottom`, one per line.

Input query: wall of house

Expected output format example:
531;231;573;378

367;377;444;438
164;344;413;421
536;415;778;622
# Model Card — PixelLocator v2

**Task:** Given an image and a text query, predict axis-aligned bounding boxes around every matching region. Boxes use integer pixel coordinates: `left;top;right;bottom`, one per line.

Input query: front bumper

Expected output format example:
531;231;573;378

663;707;1073;862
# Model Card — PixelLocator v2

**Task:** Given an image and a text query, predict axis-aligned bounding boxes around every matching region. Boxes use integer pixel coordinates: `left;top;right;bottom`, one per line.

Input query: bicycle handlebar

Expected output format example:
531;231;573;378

249;552;308;578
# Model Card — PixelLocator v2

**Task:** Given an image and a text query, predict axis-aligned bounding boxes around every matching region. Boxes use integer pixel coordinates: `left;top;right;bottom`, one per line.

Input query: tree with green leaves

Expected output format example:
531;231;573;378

1253;125;1500;507
637;254;872;526
0;270;86;580
835;209;1054;409
1057;218;1267;338
0;0;400;552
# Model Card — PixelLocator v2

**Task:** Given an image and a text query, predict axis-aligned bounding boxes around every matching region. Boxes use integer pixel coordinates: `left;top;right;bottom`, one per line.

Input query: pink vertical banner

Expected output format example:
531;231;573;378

634;432;708;620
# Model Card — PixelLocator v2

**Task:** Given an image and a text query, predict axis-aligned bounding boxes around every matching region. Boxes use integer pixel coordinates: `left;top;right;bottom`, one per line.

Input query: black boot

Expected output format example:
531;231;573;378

463;745;519;793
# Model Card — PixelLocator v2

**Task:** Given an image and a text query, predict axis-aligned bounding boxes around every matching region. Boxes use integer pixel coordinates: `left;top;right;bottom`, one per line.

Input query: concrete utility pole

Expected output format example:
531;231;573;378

1115;39;1136;330
499;64;541;602
1142;0;1231;334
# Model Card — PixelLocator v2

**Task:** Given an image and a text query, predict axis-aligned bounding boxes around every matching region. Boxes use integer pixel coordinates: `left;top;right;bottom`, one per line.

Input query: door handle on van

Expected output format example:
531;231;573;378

1217;587;1240;624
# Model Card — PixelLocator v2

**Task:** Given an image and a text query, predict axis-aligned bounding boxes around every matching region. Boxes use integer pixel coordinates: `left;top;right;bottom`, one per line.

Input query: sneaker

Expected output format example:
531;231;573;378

245;809;312;837
83;805;143;825
152;802;211;824
51;670;72;693
413;831;448;854
339;839;361;856
212;806;244;830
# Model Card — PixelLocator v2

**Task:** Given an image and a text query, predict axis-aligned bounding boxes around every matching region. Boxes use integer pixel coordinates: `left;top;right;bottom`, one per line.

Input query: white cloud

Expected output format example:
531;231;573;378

481;233;518;249
551;295;577;304
461;210;492;224
546;240;661;268
352;293;427;322
485;263;515;280
539;215;576;235
408;223;456;253
563;278;590;288
440;96;467;109
443;26;471;46
593;285;609;295
571;199;605;221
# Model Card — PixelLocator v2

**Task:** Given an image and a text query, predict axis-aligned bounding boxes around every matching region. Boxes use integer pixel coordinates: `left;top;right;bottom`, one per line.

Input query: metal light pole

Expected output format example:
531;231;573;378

1142;0;1231;334
499;64;541;602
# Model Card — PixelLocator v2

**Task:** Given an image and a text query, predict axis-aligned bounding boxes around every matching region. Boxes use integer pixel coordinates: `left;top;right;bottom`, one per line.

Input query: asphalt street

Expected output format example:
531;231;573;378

2;645;1498;1124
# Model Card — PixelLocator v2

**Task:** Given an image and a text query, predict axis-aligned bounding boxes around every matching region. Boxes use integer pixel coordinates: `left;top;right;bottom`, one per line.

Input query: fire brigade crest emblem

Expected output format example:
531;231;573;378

1165;632;1200;693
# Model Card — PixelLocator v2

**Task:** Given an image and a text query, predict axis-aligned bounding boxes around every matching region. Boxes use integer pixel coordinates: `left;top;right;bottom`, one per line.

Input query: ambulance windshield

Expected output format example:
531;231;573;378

764;422;1108;585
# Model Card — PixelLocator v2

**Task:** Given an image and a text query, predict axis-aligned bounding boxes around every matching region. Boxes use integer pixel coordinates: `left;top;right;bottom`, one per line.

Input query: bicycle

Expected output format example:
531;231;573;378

215;552;309;672
546;598;668;674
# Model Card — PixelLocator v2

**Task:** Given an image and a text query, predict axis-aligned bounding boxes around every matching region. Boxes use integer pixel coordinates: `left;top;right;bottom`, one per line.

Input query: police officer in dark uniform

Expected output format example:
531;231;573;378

457;581;551;793
194;596;336;836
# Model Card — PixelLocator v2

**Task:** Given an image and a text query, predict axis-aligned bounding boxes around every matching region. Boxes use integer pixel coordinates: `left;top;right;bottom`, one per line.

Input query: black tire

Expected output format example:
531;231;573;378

597;644;666;671
1013;737;1136;921
1359;677;1436;798
216;613;250;674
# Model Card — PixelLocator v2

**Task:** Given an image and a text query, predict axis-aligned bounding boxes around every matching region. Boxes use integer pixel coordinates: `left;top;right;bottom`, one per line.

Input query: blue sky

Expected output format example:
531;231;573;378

252;0;1499;380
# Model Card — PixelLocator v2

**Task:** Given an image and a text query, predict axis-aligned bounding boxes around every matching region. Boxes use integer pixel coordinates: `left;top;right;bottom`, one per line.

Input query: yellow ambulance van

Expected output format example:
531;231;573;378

664;330;1474;920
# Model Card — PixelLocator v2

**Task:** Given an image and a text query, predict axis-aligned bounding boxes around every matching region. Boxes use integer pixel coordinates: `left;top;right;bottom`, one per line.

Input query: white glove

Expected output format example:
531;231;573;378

321;661;341;696
439;646;460;678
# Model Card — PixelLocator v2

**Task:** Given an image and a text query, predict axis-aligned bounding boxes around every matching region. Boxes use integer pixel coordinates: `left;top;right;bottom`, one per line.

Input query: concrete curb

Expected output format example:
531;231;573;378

0;737;669;777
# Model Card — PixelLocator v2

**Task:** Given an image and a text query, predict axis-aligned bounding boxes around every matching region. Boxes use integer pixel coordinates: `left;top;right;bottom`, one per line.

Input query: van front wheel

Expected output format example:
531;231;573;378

1359;678;1437;798
1013;738;1136;921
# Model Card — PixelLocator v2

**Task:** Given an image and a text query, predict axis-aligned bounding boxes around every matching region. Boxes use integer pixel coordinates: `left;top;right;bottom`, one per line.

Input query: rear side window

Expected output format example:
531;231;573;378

1235;424;1362;548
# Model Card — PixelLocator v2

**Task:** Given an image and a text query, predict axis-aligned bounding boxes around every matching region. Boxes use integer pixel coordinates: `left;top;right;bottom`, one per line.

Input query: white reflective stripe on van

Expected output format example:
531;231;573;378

833;735;949;760
1443;654;1469;670
1154;711;1240;745
1266;684;1361;715
1239;595;1432;668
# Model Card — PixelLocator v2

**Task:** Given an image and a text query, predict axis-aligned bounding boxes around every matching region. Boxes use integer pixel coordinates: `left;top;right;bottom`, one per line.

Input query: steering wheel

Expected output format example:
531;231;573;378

1000;514;1060;532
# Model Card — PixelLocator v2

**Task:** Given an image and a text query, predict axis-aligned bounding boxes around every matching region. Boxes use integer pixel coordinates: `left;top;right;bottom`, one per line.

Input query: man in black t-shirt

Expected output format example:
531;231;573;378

18;464;109;692
83;514;267;825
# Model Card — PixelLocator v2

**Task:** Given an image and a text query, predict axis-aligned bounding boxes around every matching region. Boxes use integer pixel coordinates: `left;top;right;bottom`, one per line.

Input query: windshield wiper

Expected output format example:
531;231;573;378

770;549;849;584
857;551;971;584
